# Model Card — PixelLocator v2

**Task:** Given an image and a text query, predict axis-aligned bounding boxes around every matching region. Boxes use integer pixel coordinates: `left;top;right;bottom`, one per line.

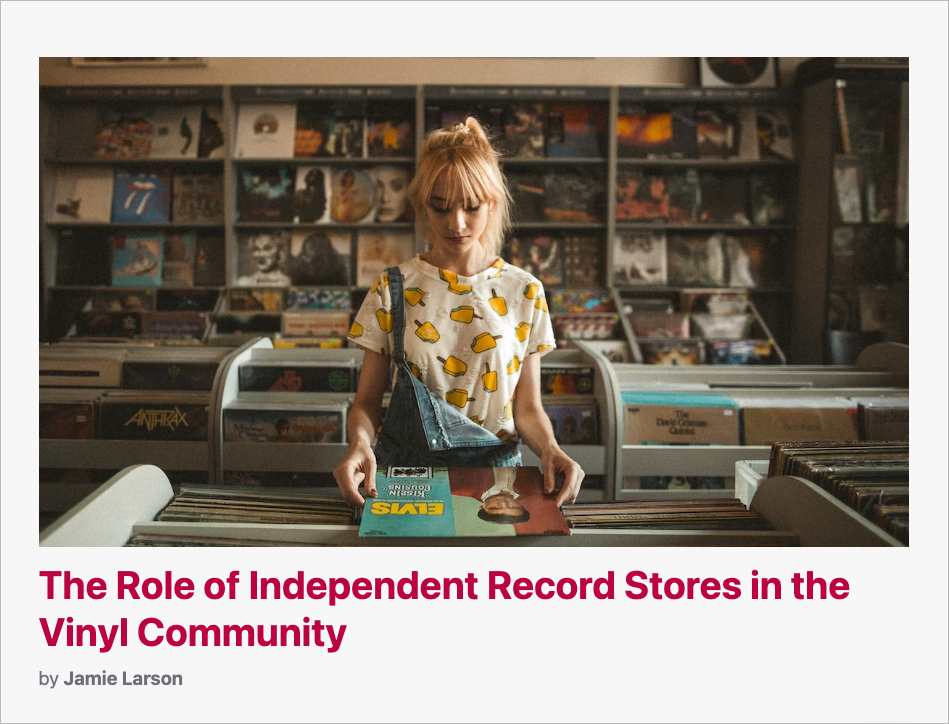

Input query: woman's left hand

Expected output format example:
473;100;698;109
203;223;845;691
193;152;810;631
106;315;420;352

541;443;585;506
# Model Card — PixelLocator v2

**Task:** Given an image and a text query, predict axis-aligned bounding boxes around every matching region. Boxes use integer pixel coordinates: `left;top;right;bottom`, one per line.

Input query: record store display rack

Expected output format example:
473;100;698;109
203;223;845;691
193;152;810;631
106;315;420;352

40;335;908;533
41;81;834;364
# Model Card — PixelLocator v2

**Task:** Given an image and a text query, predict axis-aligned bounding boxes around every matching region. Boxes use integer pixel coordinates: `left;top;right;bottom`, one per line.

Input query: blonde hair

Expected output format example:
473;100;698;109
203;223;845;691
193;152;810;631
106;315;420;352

407;117;511;257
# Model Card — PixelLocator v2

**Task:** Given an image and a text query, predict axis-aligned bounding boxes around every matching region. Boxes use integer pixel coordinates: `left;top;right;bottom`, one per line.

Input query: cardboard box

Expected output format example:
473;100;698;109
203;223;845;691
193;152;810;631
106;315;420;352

623;393;740;445
741;405;859;446
855;397;909;441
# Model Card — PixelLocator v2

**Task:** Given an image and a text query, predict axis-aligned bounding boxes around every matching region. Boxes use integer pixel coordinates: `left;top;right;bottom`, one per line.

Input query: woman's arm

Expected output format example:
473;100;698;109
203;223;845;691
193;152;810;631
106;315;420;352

333;348;391;506
512;351;585;506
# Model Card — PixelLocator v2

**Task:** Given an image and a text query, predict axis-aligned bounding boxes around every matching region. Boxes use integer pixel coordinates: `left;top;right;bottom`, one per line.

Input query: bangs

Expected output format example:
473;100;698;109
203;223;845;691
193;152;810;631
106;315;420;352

427;148;502;208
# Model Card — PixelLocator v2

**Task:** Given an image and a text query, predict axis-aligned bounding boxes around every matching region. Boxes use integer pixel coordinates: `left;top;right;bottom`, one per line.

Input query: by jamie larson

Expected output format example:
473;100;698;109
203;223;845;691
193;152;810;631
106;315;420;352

45;670;184;687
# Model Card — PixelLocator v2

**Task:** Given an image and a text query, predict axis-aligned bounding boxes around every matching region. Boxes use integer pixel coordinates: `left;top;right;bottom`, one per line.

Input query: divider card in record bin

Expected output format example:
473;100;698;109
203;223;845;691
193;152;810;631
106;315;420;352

622;392;740;445
238;364;358;392
732;396;860;446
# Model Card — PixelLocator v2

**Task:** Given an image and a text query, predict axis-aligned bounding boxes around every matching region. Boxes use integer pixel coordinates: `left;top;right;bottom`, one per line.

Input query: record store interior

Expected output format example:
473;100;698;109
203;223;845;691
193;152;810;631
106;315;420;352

37;57;910;547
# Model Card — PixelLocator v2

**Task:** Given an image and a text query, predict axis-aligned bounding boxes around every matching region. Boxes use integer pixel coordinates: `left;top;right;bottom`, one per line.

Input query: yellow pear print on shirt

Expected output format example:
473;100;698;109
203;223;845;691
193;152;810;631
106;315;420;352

438;268;472;295
370;277;380;294
482;363;498;392
448;281;472;295
524;283;541;300
515;322;532;342
488;288;507;316
437;355;468;377
445;389;474;408
471;332;503;353
506;355;521;374
469;415;484;426
414;319;440;343
450;306;483;324
404;287;425;306
534;295;549;312
409;362;422;379
439;269;458;284
348;320;364;338
375;308;393;332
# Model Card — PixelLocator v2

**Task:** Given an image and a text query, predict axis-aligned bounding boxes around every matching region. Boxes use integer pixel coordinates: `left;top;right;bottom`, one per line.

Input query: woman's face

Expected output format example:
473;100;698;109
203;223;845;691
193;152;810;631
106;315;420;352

424;171;491;259
252;236;281;273
373;166;410;222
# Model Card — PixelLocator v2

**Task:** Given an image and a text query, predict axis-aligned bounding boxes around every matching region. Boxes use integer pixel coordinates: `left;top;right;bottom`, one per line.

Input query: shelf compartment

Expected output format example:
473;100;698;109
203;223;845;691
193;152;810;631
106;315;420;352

39;440;210;471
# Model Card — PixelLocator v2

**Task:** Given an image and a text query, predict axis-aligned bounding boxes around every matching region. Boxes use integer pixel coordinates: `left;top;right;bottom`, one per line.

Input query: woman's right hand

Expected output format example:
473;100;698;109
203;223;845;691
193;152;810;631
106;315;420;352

333;440;378;507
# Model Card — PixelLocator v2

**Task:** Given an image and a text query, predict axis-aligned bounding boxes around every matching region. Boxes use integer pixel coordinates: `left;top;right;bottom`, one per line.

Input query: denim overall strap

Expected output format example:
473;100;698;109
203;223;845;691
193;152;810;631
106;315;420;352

376;266;518;466
386;266;407;365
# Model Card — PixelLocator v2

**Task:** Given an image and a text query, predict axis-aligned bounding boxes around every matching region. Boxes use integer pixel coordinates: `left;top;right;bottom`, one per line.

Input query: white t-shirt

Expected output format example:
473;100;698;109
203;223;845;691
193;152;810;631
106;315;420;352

349;255;557;441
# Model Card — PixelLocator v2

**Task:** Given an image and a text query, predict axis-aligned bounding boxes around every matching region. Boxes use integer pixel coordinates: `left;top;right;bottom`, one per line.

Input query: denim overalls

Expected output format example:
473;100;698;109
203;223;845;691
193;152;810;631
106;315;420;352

374;266;522;468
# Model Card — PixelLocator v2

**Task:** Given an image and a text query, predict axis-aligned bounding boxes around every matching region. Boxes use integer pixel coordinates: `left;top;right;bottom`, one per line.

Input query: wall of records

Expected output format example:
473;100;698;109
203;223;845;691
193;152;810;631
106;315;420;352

39;73;908;366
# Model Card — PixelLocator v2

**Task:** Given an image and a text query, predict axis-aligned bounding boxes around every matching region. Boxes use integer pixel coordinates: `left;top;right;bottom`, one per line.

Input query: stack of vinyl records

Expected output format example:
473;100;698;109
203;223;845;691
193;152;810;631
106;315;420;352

560;498;772;530
768;440;909;544
155;485;357;525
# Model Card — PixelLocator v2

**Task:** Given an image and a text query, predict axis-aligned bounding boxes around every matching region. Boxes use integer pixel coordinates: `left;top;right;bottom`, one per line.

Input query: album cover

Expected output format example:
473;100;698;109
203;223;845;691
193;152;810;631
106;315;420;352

507;171;546;223
197;105;226;159
294;103;334;158
638;339;705;365
39;402;96;440
370;165;414;223
543;171;605;223
161;231;197;286
544;402;599;445
706;339;776;365
612;232;667;285
92;106;153;159
756;107;794;161
366;106;414;157
111;169;172;223
141;312;209;340
51;167;114;223
149;105;202;159
616;109;673;158
545;104;605;157
289;230;351;286
666;234;727;287
292;165;331;224
669;105;699;159
194;234;225;286
616;169;668;221
331;114;365;159
666;169;701;224
356;231;415;287
238;365;358;393
750;173;789;225
863;161;898;223
286;288;351;311
91;289;156;312
235;231;292;287
681;290;749;314
156;288;220;312
228;288;286;312
562;235;603;287
502;103;545;158
330;167;376;223
111;231;164;287
76;311;142;338
237;165;294;223
547;290;616;314
223;406;345;443
358;467;569;538
503;235;563;285
122;362;220;391
540;367;595;395
234;103;296;158
172;173;224;224
98;396;209;441
723;235;781;288
697;173;749;225
690;313;754;340
629;312;690;339
282;311;352;338
213;313;283;336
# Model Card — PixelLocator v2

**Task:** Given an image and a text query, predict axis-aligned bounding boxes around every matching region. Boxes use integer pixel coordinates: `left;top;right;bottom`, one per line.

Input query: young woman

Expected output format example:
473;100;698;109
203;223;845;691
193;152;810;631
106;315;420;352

334;117;584;507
